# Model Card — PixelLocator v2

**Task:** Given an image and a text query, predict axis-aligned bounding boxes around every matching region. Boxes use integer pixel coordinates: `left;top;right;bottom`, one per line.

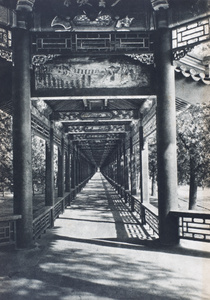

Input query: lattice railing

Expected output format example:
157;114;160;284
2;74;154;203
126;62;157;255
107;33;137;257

53;199;64;220
103;174;159;236
33;193;70;240
143;204;159;236
0;215;21;246
171;211;210;242
33;208;52;240
125;191;132;207
133;198;142;216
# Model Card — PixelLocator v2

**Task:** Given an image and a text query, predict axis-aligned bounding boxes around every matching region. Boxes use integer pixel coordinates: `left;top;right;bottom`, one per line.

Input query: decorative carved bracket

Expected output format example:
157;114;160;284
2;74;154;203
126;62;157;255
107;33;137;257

173;47;194;61
126;53;154;65
32;54;61;66
0;49;12;62
51;16;72;31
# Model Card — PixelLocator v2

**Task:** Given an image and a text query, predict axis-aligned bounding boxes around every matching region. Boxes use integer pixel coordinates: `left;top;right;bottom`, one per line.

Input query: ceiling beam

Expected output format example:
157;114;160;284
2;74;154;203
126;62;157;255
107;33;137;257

31;95;155;101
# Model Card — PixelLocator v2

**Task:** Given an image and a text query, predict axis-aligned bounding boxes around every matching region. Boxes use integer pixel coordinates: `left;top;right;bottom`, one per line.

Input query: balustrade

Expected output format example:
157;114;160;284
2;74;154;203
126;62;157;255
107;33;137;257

103;173;210;243
0;215;21;246
171;211;210;242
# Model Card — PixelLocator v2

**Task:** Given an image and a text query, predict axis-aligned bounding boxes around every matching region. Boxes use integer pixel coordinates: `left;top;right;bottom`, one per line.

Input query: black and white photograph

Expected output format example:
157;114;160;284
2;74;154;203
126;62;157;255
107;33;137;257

0;0;210;299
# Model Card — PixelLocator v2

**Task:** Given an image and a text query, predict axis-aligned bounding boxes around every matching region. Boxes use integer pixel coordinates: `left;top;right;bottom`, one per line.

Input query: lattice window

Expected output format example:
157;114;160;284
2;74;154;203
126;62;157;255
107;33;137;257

115;33;151;52
34;36;72;53
76;32;112;52
32;32;153;54
172;18;210;49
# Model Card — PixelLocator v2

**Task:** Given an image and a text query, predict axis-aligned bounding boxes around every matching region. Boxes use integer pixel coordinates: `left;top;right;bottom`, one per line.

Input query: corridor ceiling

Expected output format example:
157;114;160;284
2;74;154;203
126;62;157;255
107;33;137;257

0;0;210;167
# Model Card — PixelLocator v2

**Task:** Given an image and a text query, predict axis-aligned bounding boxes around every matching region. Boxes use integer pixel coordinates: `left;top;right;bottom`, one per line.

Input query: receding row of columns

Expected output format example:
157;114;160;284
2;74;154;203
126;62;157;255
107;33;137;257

101;12;179;245
12;9;179;247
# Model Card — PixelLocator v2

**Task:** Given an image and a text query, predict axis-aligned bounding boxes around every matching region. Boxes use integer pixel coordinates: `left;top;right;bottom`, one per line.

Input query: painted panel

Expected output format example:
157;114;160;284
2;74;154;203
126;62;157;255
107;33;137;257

33;56;152;95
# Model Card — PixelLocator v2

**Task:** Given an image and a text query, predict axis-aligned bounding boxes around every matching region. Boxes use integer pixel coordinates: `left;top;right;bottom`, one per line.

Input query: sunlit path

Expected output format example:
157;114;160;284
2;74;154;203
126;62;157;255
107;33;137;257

58;172;152;242
0;173;210;300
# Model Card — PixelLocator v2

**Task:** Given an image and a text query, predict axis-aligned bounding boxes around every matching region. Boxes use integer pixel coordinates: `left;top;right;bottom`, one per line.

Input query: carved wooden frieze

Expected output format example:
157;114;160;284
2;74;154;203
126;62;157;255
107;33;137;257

80;111;113;120
126;53;154;65
111;110;135;119
54;110;135;121
73;133;123;140
66;124;125;133
0;27;12;62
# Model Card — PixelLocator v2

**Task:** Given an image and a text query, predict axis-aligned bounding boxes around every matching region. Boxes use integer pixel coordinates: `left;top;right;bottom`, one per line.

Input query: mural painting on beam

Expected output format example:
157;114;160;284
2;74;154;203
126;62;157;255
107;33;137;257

54;110;135;121
33;56;152;95
74;133;123;140
66;125;125;133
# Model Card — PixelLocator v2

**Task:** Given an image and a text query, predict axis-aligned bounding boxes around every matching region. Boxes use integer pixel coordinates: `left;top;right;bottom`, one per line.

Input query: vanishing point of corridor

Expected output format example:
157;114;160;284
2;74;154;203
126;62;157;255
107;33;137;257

0;173;209;300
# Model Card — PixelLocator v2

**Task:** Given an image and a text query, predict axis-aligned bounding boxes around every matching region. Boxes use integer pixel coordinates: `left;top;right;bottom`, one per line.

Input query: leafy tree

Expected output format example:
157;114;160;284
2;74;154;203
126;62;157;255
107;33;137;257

148;144;157;196
31;134;46;195
148;131;157;197
0;109;13;196
176;103;210;210
54;145;58;187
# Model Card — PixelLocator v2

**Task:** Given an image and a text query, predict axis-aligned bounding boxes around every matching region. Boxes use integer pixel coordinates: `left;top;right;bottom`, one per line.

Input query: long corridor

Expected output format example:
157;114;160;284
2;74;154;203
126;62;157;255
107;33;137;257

0;173;210;300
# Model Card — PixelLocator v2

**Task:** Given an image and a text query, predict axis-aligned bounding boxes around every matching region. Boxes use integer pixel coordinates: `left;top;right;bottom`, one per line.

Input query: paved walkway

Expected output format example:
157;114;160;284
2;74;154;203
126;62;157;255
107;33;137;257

0;173;210;300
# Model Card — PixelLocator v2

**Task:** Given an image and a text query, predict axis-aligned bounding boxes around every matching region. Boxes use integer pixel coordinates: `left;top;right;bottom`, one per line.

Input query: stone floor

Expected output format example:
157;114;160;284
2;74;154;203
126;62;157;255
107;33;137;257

0;172;210;300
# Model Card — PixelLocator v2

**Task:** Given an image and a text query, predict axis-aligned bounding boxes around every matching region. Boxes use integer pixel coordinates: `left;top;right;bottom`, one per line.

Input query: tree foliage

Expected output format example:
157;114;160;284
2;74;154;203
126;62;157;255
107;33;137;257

176;103;210;209
0;109;13;195
148;132;157;196
31;134;46;194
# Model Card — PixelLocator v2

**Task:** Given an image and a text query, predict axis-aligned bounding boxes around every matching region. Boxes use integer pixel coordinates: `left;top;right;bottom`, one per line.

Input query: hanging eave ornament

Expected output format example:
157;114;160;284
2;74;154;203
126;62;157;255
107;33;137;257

150;0;169;11
16;0;35;11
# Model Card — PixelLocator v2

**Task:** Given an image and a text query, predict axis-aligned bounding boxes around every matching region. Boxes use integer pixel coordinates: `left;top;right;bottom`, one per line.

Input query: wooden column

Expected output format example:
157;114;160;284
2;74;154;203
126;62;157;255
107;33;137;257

12;14;33;248
71;142;75;190
58;135;65;197
78;149;81;186
76;146;79;189
65;138;71;193
45;121;55;206
140;125;149;205
155;11;179;245
116;142;121;190
130;127;136;195
123;140;129;191
73;143;78;193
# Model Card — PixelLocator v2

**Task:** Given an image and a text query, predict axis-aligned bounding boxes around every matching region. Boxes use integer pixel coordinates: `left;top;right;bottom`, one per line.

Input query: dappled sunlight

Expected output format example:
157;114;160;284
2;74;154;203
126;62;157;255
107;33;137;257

1;237;206;300
0;173;209;300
